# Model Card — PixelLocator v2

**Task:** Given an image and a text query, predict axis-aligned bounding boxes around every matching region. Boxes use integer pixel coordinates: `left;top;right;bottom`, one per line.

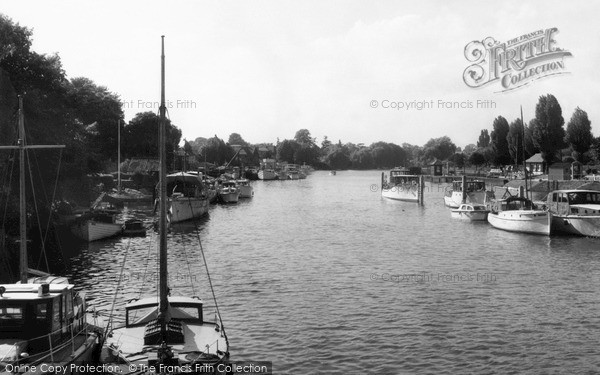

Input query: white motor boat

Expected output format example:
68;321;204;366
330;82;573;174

444;180;492;208
237;179;254;198
487;196;552;235
70;210;123;241
165;171;209;223
547;189;600;237
218;181;240;203
450;203;490;221
381;168;421;203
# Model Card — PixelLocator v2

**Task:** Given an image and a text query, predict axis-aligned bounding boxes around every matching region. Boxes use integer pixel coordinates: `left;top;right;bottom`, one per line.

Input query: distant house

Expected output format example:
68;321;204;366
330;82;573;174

230;145;257;165
526;153;544;175
430;159;443;176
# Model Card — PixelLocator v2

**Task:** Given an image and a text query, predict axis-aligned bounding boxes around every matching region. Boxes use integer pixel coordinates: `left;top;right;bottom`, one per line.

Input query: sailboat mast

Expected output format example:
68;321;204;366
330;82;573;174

18;97;27;283
117;119;121;193
158;36;169;333
0;96;66;283
521;106;528;200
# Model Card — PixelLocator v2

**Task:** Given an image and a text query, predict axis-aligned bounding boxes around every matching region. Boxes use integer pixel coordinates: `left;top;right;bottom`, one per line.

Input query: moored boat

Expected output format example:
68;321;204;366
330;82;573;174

450;203;490;221
165;172;209;223
487;196;551;235
381;168;421;202
100;36;229;375
218;181;240;203
0;97;101;374
236;179;254;198
547;189;600;237
258;159;277;180
122;219;147;237
70;210;123;242
444;180;491;208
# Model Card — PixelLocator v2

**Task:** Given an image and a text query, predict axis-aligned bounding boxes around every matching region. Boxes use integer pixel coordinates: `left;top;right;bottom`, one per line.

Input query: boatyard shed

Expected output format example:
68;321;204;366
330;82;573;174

548;161;583;181
430;159;443;176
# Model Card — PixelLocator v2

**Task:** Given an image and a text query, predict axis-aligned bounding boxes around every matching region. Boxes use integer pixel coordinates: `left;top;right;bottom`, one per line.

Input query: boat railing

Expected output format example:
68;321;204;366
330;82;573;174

1;314;93;367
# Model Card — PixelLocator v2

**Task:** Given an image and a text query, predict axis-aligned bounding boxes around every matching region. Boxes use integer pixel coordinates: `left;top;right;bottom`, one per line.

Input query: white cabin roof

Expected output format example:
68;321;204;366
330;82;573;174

0;283;71;301
126;296;204;308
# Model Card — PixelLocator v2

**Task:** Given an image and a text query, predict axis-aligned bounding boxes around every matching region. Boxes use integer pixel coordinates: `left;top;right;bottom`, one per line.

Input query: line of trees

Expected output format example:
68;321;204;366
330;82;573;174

467;94;597;173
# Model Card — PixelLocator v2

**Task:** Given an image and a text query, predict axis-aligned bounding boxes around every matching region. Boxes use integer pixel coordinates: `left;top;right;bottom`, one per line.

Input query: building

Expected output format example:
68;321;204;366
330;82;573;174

430;159;443;176
548;161;583;180
525;153;544;175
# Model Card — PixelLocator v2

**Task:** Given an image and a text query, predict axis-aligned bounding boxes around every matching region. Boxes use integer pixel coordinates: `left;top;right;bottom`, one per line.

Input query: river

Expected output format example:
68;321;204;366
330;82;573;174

66;170;600;374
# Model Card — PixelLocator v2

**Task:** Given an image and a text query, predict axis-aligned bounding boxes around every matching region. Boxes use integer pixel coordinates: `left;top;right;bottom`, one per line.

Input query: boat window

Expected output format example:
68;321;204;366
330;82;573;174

170;305;202;321
127;305;158;326
52;298;61;331
0;304;24;327
552;193;557;202
35;302;50;323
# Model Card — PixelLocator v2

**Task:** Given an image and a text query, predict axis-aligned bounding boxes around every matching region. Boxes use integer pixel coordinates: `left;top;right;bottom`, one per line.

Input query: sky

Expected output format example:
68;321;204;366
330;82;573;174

2;0;599;148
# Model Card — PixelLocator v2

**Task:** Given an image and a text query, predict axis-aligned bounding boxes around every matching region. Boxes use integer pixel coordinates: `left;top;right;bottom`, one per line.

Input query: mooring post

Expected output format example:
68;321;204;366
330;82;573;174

461;175;467;203
419;175;424;206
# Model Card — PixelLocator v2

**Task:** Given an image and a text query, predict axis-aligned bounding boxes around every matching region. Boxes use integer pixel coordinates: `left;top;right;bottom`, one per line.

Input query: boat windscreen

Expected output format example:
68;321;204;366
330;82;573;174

567;191;600;205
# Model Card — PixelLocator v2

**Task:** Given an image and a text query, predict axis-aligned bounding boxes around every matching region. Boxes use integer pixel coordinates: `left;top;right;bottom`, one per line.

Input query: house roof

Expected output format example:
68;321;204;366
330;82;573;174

526;153;544;163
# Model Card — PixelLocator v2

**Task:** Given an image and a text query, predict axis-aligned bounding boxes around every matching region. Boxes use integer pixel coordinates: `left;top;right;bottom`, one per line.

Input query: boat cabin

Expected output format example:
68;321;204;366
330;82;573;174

0;278;82;356
124;296;204;345
451;180;485;192
221;181;237;189
166;172;206;198
548;190;600;216
495;196;536;212
389;168;419;185
457;204;488;211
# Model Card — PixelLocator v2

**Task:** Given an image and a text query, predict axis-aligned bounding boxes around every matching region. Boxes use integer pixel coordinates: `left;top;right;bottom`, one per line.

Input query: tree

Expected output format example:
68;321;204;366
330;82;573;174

277;139;300;163
294;129;316;147
507;118;524;166
321;135;332;152
490;116;511;166
370;142;406;168
227;132;248;146
463;144;477;155
469;152;486;172
530;94;565;169
449;152;466;169
477;129;490;148
200;135;235;165
323;145;351;169
122;112;182;168
68;77;124;163
423;136;457;161
565;107;593;163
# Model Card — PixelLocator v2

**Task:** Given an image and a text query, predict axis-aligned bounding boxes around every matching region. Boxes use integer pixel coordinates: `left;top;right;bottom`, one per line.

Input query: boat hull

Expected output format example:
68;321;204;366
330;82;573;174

487;210;551;235
258;170;277;180
444;191;489;208
169;197;209;223
70;221;123;242
219;192;240;203
382;185;419;202
551;215;600;237
238;185;254;198
450;210;489;221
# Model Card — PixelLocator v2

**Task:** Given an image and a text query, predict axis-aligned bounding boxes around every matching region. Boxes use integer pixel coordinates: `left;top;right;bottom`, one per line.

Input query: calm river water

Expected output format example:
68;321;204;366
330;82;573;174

66;170;600;374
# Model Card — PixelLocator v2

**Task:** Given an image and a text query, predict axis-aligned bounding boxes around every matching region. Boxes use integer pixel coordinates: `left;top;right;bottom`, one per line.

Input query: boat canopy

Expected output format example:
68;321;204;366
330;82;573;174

497;196;536;211
452;180;485;191
166;172;201;183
